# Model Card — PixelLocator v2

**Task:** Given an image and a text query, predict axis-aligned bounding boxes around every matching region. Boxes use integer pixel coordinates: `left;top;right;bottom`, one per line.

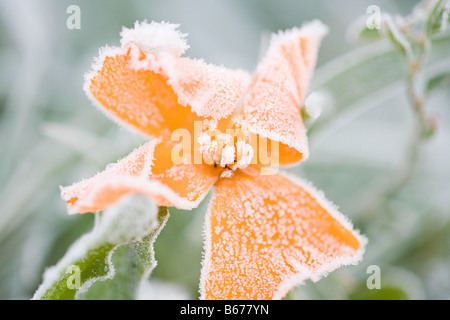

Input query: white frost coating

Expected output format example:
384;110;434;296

32;194;159;300
83;45;122;99
220;144;236;167
257;19;328;106
197;132;213;155
74;244;117;299
267;20;329;56
244;123;310;161
381;14;413;59
304;91;324;120
198;190;217;300
64;175;208;213
235;140;254;169
219;170;234;179
307;89;335;119
120;20;189;56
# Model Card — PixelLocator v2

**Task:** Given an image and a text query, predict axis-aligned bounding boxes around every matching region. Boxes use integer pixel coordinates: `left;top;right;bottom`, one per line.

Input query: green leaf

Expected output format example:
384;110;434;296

359;26;382;41
426;70;450;92
384;21;413;59
79;208;169;299
426;0;450;36
37;244;116;300
32;194;169;300
346;16;382;44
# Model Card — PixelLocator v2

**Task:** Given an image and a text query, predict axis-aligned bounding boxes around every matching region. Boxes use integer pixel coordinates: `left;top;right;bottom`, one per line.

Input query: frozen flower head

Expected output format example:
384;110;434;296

61;21;366;300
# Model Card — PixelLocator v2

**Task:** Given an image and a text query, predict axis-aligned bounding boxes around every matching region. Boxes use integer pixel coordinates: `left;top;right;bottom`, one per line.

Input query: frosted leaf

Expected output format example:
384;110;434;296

200;171;366;300
426;0;450;34
381;14;413;59
32;194;164;300
91;194;159;245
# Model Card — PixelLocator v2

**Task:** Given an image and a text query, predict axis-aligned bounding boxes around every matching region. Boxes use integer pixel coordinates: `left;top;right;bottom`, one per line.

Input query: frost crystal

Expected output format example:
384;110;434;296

120;20;189;56
304;90;334;120
197;126;254;171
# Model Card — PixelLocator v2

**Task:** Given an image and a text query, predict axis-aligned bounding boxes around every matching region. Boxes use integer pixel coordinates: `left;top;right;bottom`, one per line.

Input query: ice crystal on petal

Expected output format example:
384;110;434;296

241;20;329;161
120;20;189;56
200;172;366;300
235;140;254;169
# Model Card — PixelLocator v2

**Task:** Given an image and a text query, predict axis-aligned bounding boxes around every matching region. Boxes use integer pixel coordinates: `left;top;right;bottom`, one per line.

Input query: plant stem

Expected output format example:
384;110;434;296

363;29;434;215
384;37;430;197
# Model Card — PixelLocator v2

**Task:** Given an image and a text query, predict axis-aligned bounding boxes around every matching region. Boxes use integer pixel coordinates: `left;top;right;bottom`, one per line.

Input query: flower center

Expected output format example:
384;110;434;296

197;119;254;177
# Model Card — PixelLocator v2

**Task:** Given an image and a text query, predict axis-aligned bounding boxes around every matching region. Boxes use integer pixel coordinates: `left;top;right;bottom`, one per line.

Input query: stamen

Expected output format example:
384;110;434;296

197;119;254;172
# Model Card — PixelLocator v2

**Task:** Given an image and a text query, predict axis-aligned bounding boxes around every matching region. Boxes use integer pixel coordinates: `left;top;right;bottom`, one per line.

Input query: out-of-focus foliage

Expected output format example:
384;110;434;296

0;0;449;300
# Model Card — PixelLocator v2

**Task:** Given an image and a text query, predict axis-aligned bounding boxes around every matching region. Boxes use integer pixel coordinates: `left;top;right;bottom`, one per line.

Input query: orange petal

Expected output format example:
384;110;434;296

85;21;251;140
241;21;329;166
157;54;252;121
200;171;366;300
85;44;202;141
149;140;220;206
61;140;220;214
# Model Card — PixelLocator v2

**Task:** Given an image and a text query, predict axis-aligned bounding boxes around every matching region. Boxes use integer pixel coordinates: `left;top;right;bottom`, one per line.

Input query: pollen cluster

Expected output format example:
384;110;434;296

197;119;254;177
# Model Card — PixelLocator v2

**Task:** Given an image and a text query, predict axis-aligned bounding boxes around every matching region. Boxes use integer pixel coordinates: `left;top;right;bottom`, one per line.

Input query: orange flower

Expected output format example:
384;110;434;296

61;21;366;300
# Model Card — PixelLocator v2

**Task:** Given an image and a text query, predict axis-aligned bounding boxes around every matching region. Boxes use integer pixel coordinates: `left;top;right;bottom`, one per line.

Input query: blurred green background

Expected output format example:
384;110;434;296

1;0;449;300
